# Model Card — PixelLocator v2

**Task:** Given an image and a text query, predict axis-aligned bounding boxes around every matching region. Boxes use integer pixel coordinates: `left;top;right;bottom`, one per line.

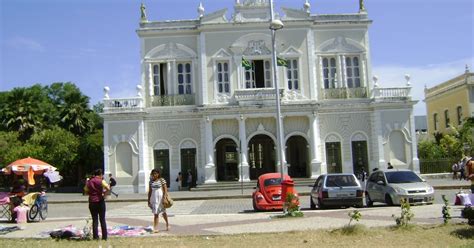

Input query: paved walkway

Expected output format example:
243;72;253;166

0;175;470;239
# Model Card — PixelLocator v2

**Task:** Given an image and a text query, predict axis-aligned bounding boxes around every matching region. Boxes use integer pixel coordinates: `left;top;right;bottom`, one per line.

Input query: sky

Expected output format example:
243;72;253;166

1;0;473;116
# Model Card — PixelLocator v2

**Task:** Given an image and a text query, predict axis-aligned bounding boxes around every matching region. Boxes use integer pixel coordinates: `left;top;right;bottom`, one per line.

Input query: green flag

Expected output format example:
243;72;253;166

277;57;288;67
241;57;252;70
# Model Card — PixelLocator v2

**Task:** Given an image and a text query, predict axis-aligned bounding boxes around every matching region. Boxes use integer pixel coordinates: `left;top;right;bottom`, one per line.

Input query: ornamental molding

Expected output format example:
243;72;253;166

325;133;341;142
280;46;302;57
111;134;139;155
383;121;412;144
230;33;284;56
153;141;170;150
180;139;197;149
212;48;232;59
201;9;228;24
243;40;272;56
351;132;368;141
281;7;310;20
317;36;364;53
145;42;197;60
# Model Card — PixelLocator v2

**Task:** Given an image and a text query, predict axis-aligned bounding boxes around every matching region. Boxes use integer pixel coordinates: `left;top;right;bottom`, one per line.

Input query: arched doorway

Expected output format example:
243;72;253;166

215;138;239;181
286;136;308;178
351;134;369;176
325;142;342;173
248;134;276;179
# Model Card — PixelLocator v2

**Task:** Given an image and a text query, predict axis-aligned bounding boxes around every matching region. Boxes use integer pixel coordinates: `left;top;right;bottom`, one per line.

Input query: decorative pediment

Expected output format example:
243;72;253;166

154;141;169;150
318;36;364;53
243;40;271;56
181;140;196;149
212;48;232;58
257;123;265;131
281;7;310;20
352;133;367;141
280;46;302;57
233;0;270;22
325;133;341;142
145;42;197;60
201;9;228;24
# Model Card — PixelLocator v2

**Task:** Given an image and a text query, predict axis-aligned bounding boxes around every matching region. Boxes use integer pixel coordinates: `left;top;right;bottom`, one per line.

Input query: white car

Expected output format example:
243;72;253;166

365;169;435;206
310;173;364;209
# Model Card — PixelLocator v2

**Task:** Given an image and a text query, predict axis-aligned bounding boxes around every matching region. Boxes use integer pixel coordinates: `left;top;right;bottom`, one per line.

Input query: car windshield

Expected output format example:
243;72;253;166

325;175;358;187
385;171;423;184
264;178;282;187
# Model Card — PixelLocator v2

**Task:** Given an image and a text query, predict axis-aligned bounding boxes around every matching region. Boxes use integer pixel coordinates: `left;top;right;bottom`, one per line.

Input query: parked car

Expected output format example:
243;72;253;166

310;173;364;209
252;173;298;211
365;169;435;206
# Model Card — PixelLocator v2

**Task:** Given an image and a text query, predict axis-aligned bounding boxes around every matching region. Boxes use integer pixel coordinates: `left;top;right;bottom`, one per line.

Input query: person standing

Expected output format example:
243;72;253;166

176;172;183;191
147;169;169;233
452;162;459;180
84;169;110;240
187;170;193;191
108;173;119;198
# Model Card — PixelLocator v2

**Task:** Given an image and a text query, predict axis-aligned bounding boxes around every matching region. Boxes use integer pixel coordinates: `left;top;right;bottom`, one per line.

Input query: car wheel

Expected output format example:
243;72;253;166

365;192;373;207
385;194;394;206
317;198;325;209
310;197;316;210
252;199;259;212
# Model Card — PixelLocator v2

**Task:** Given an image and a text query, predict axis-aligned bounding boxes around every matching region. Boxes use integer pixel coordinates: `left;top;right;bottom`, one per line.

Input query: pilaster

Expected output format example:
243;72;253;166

238;115;250;182
409;109;420;173
371;111;386;170
204;116;217;183
137;119;148;193
308;113;323;178
199;33;208;105
306;29;316;99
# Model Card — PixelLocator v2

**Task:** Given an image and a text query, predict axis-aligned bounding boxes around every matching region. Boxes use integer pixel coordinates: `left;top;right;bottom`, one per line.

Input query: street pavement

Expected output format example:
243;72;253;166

0;175;471;239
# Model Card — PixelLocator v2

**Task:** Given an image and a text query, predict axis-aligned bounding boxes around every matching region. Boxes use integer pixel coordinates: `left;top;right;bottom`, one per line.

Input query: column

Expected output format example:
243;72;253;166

199;33;208;105
317;56;323;100
336;54;343;88
409;109;420;173
341;55;347;87
204;116;217;183
137;119;148;193
309;113;323;178
371;110;386;170
148;63;153;99
103;122;110;175
238;115;250;181
361;53;367;88
306;29;316;99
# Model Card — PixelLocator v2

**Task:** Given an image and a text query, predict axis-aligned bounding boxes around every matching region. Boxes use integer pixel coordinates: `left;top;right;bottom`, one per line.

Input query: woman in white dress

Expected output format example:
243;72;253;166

147;169;169;232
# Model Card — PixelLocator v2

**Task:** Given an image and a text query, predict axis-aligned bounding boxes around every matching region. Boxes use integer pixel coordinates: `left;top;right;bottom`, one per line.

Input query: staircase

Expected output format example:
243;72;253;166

191;178;316;191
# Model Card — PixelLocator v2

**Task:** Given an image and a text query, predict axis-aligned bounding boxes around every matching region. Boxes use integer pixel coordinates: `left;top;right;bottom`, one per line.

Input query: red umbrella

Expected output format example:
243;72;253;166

2;157;57;176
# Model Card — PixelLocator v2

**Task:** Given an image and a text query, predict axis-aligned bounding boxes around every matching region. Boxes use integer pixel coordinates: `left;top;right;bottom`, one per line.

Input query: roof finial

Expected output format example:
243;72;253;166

303;0;311;14
198;2;205;18
359;0;366;13
140;3;148;23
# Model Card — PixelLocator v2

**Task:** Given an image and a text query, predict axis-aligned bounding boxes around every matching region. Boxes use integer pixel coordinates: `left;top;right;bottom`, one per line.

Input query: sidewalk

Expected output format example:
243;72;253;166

46;176;472;204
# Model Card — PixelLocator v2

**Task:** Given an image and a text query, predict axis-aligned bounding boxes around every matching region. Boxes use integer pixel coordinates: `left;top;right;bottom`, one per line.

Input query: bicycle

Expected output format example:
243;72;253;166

28;193;48;221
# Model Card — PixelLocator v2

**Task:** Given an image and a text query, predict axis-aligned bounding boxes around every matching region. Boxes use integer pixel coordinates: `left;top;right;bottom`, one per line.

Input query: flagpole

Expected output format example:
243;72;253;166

269;0;285;182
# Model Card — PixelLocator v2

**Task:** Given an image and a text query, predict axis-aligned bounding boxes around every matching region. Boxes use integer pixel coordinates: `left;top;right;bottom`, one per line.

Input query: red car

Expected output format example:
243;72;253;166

252;173;298;211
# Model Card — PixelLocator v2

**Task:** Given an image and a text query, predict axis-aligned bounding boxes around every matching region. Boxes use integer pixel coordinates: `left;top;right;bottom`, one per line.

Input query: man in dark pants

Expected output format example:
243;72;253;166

84;169;110;240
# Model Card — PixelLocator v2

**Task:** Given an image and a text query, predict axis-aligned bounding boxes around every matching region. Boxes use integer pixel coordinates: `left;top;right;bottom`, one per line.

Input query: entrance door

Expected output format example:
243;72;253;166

216;139;239;181
286;136;308;178
248;134;276;179
325;142;342;173
154;149;170;187
180;148;196;188
352;140;369;175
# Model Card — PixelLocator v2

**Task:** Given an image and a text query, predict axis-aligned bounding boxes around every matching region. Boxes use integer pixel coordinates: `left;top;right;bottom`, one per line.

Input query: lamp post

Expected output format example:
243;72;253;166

269;0;285;181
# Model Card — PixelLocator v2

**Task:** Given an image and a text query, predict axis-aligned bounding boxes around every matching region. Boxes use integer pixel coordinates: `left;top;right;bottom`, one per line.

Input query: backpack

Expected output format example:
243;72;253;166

110;178;117;187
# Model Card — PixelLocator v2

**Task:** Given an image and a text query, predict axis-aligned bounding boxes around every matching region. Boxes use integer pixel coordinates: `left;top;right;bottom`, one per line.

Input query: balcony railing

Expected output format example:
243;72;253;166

372;87;411;100
103;97;143;112
151;94;195;107
234;88;285;104
322;87;368;99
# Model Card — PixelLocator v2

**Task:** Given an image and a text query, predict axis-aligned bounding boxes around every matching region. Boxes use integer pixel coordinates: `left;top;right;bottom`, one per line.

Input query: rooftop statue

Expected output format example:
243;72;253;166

359;0;366;11
140;3;147;21
243;0;268;6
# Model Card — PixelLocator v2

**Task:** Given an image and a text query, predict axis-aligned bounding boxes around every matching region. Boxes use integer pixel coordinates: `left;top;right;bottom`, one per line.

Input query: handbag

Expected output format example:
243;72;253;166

163;193;173;208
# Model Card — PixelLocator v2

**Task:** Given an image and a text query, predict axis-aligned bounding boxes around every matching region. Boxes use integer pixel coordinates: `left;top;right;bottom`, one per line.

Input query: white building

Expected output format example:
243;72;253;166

102;0;419;193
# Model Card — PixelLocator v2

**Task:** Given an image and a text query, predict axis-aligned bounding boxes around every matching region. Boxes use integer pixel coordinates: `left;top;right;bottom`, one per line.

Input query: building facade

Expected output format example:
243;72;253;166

102;0;419;193
425;67;474;135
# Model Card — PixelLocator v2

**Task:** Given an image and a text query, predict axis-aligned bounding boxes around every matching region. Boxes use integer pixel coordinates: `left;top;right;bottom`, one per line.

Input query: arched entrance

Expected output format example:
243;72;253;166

286;136;308;178
248;134;276;179
215;138;239;181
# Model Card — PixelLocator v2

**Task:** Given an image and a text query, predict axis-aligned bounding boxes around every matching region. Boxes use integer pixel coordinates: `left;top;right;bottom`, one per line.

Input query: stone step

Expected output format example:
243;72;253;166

191;178;316;191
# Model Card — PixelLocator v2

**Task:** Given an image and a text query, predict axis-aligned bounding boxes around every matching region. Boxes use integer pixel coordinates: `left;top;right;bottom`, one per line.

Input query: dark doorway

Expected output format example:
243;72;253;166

325;142;342;173
286;136;308;178
154;149;170;187
180;148;196;188
352;140;369;175
248;134;276;179
216;139;239;181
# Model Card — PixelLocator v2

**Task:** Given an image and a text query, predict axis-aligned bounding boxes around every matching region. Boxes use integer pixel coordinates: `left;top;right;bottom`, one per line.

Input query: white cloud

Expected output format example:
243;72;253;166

6;36;45;52
372;58;473;116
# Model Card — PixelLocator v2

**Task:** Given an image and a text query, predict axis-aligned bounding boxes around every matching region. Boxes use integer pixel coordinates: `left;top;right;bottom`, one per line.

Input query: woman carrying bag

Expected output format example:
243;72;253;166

147;169;170;233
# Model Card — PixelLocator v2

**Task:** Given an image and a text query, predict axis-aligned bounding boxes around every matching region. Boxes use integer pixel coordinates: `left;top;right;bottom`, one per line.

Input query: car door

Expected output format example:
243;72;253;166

367;171;384;201
311;176;323;203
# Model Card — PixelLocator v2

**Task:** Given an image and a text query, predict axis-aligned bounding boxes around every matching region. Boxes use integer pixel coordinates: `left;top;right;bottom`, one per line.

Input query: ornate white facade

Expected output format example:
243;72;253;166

102;0;419;193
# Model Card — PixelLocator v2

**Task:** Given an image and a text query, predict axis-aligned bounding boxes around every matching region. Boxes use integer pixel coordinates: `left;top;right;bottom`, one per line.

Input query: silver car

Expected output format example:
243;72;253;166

310;173;364;209
365;169;435;206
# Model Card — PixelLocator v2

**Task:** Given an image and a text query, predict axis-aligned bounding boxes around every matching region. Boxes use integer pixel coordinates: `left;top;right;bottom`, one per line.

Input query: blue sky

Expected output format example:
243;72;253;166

1;0;472;115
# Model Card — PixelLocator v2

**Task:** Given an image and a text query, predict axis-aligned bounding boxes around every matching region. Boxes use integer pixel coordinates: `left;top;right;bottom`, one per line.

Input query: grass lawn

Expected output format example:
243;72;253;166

0;224;473;247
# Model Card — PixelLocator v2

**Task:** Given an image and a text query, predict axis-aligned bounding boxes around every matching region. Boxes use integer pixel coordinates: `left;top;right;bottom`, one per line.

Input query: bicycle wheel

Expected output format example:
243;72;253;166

39;202;48;220
29;204;39;221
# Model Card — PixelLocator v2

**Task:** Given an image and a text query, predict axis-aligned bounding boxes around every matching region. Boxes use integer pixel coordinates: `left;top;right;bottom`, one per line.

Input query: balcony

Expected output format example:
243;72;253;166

372;87;411;101
151;94;195;107
103;97;144;113
322;87;368;99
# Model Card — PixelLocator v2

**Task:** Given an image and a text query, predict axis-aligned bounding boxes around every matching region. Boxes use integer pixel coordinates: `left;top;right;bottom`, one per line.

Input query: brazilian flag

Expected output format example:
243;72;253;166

277;57;288;67
242;57;252;70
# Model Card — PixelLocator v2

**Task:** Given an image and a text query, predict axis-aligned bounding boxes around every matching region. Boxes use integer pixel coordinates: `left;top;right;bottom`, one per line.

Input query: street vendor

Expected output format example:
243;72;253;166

10;179;26;198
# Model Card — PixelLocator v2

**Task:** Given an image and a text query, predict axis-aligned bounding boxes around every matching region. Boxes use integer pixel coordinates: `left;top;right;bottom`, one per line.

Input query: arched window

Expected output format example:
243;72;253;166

457;106;463;125
433;113;438;131
444;110;450;128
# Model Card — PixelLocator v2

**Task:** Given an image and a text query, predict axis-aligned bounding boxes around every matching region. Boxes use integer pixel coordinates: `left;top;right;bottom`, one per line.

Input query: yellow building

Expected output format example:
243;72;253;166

425;66;474;134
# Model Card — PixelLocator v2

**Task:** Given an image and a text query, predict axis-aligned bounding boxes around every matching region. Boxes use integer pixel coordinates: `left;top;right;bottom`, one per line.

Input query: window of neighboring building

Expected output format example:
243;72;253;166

177;62;192;95
286;59;299;90
216;61;230;94
244;59;271;88
457;106;463;125
153;63;168;96
345;56;361;88
322;57;337;89
444;110;450;128
433;113;438;131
